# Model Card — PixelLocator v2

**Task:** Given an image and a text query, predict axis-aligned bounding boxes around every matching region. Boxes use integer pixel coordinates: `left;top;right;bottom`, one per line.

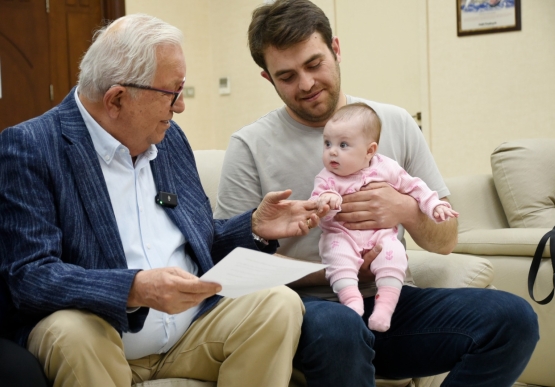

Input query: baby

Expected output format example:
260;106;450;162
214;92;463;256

310;102;458;332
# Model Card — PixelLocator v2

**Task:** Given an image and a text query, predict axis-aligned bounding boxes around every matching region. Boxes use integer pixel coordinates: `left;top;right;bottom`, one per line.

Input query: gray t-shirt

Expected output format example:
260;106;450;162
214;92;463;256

214;95;449;300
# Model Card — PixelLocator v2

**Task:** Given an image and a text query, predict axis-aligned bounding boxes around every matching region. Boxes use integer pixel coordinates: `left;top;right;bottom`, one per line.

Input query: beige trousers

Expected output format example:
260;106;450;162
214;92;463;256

27;286;304;387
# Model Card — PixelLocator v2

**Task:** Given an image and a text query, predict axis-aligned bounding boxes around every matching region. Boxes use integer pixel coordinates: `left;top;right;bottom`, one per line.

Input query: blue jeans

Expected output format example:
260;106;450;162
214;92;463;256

293;286;539;387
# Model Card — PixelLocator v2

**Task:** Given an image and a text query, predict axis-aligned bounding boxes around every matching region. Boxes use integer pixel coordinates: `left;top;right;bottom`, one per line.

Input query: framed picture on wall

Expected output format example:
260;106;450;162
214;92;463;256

457;0;521;36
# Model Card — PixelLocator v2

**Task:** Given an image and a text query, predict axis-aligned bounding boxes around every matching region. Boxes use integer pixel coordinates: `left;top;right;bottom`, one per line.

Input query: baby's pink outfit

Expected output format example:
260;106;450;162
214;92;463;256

311;153;452;331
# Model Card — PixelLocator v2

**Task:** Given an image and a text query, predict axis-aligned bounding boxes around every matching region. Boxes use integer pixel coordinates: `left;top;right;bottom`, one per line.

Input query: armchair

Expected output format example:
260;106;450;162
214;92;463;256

436;139;555;387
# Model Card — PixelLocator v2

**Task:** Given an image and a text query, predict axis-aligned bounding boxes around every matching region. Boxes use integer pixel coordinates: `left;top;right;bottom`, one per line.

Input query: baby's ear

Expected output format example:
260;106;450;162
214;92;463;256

367;142;378;157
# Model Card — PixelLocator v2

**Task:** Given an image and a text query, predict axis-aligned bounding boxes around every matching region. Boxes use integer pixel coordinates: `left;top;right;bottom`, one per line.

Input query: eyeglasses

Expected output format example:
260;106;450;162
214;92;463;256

118;77;186;107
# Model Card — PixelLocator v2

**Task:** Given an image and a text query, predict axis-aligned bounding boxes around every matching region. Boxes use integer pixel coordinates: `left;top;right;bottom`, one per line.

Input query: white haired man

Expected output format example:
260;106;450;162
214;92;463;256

0;13;323;386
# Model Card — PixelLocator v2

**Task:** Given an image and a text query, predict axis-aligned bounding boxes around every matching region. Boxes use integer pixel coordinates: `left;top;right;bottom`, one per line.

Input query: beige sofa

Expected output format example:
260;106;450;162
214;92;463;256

433;139;555;387
135;149;499;387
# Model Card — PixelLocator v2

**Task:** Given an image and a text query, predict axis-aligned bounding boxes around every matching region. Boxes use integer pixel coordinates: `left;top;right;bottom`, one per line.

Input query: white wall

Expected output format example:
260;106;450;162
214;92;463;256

336;1;422;121
125;0;214;148
426;0;555;177
206;0;284;150
207;0;335;149
126;0;333;150
125;0;555;177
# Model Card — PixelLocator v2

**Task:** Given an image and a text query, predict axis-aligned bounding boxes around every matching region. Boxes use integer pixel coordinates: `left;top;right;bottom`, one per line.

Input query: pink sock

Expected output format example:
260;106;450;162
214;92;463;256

368;286;401;332
337;286;364;316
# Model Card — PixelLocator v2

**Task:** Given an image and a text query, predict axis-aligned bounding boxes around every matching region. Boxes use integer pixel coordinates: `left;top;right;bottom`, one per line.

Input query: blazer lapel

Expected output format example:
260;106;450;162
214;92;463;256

150;143;214;274
150;145;193;240
59;92;126;268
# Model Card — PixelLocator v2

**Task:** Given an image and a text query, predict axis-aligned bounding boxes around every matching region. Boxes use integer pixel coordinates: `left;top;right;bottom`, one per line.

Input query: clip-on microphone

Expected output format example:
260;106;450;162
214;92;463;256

155;191;178;208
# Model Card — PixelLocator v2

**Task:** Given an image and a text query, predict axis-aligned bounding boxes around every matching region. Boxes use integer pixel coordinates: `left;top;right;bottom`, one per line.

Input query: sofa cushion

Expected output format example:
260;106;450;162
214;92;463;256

491;139;555;228
407;250;494;289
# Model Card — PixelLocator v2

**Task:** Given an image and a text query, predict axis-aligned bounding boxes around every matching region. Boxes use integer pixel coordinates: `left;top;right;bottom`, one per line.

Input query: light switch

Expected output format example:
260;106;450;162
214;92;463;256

183;86;195;98
219;77;230;95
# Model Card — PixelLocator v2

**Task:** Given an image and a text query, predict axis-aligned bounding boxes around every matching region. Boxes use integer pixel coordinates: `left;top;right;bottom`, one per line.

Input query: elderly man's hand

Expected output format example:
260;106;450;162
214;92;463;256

252;190;327;240
127;267;221;314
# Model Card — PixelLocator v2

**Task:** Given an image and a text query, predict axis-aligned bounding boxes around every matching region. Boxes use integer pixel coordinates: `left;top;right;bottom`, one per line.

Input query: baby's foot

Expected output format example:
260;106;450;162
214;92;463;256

368;286;401;332
338;286;364;316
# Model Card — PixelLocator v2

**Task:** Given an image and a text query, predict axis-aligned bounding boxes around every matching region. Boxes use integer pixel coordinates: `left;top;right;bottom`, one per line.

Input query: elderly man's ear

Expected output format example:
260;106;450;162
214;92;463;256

103;86;125;118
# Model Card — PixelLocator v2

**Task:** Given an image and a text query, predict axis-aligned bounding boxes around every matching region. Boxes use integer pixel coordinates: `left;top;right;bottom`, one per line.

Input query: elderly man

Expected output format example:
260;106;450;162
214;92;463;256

215;1;539;386
0;13;322;387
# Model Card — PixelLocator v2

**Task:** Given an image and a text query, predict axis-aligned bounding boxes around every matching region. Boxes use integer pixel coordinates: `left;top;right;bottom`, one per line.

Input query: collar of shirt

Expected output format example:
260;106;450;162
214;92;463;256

74;88;158;165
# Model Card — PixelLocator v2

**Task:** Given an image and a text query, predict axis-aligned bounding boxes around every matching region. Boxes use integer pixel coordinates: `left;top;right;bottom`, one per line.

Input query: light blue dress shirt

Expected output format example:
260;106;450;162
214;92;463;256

74;89;202;360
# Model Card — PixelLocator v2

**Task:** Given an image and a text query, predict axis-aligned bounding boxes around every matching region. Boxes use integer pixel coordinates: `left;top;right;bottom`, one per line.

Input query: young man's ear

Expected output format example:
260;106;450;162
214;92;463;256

331;36;342;63
261;70;274;85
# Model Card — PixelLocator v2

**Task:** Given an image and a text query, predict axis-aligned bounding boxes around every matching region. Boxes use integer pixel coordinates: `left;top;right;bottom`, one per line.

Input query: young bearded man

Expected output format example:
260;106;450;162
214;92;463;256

214;1;539;386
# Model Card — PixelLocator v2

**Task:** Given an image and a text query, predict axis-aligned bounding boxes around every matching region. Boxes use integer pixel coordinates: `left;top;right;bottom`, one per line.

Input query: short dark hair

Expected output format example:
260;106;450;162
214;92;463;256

248;0;334;74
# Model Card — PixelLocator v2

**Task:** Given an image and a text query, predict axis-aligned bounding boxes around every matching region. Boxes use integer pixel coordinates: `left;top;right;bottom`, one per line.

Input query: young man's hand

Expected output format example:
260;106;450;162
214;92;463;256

335;182;418;230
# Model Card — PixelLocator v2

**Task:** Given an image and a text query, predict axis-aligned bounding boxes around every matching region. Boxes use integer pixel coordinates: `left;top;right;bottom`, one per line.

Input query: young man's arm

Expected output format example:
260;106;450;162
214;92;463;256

336;182;457;254
398;194;458;254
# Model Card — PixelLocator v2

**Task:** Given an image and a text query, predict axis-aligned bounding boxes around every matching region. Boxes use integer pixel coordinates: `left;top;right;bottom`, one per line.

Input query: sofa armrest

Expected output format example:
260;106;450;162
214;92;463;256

193;150;226;211
408;250;494;289
455;228;552;257
445;175;509;232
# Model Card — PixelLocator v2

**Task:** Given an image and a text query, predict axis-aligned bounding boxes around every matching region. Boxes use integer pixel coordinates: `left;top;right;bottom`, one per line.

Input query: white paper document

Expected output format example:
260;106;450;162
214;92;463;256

200;247;327;298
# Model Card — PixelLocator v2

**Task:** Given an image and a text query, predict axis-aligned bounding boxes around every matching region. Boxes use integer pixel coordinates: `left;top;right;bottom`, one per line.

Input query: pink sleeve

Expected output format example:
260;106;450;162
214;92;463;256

383;159;451;222
310;170;343;221
310;170;342;204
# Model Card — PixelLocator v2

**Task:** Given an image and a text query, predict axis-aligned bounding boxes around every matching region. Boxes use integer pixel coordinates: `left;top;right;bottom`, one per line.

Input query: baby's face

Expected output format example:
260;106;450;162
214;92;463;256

322;117;375;177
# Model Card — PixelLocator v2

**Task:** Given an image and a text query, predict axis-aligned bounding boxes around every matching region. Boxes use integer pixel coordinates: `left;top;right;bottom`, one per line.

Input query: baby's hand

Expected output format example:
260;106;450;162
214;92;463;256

318;193;341;211
433;205;459;221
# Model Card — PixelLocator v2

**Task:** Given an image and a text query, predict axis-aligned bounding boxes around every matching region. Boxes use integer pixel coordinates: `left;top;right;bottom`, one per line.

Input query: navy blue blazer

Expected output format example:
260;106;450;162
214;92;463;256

0;89;275;346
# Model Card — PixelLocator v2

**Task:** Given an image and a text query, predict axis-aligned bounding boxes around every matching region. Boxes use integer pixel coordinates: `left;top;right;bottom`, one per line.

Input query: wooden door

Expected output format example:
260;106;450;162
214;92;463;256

0;0;51;131
48;0;102;106
0;0;125;131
